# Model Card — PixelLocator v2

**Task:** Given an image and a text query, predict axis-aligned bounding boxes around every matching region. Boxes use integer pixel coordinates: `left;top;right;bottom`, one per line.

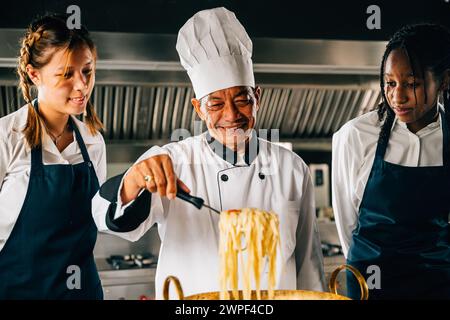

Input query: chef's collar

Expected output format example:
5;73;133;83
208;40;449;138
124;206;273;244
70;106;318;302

206;130;259;166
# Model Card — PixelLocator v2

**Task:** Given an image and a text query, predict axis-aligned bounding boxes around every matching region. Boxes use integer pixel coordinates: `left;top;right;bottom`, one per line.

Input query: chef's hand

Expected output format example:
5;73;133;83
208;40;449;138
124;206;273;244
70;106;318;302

121;154;191;205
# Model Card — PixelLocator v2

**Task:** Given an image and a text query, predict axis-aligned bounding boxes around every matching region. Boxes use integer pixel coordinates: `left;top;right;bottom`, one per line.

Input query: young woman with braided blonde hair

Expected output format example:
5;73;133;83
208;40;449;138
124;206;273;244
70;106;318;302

0;13;106;299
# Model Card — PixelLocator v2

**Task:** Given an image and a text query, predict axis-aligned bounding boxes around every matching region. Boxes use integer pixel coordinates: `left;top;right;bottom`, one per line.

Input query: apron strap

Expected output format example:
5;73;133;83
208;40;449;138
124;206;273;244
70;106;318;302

439;108;450;168
30;100;44;174
69;117;92;164
30;146;44;174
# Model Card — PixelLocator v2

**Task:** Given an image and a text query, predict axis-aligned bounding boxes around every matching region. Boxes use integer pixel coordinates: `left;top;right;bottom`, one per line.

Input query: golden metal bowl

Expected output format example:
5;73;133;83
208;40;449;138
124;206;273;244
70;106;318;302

163;264;369;300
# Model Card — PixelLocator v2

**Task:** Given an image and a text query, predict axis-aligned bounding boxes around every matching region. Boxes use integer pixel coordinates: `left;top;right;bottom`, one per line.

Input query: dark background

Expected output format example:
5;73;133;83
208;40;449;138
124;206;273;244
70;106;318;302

0;0;449;40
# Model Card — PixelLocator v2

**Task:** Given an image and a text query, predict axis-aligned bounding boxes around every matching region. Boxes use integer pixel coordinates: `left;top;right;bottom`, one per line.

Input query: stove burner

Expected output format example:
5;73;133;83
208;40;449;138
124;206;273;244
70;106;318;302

106;253;157;270
321;243;343;257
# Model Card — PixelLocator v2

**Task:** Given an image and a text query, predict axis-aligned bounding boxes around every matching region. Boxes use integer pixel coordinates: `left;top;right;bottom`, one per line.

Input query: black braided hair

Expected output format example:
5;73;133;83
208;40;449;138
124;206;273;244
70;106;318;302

378;24;450;144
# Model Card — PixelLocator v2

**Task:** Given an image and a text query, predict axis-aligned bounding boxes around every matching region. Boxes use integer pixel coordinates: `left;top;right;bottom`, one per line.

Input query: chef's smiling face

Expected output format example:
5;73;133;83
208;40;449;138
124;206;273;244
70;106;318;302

192;86;261;150
384;48;443;131
27;44;95;116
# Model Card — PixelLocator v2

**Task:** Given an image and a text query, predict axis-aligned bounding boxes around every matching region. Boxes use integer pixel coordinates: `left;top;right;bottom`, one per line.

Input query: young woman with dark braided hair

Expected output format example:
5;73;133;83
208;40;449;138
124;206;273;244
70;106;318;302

332;23;450;299
0;13;105;299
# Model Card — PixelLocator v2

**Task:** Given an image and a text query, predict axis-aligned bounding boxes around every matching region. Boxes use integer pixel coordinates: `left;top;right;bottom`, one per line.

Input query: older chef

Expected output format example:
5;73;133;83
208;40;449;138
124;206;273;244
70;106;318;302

92;7;325;299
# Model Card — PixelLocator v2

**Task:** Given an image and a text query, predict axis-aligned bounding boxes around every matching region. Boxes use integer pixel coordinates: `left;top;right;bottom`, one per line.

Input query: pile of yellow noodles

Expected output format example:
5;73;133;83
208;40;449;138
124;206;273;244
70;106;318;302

219;208;280;300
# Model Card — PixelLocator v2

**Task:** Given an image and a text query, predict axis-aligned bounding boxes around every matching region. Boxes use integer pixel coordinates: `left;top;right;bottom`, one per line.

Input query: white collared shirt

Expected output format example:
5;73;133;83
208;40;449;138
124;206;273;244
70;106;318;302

332;108;445;257
0;105;107;252
92;132;326;299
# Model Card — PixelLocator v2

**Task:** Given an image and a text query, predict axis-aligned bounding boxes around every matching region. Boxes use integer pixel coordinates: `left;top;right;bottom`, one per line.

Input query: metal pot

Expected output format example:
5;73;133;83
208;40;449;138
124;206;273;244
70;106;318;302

163;264;369;300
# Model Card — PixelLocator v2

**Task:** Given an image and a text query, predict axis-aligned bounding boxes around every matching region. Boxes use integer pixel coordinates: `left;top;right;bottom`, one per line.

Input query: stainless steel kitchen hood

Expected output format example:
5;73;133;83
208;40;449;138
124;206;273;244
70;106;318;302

0;29;385;155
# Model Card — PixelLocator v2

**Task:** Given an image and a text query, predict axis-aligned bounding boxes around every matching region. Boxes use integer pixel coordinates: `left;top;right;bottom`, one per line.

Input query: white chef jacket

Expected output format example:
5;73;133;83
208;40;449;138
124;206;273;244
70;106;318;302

332;107;445;258
92;132;326;299
0;105;107;252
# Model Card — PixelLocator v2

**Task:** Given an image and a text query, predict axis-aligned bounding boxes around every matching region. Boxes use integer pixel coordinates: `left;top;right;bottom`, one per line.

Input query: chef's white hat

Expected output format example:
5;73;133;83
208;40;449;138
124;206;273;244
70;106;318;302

176;7;255;99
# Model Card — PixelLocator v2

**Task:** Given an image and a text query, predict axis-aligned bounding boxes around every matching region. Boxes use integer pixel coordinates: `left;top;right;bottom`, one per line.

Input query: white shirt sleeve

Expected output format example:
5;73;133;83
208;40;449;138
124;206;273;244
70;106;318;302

95;134;107;185
331;127;361;258
295;164;327;292
92;145;170;242
0;130;9;189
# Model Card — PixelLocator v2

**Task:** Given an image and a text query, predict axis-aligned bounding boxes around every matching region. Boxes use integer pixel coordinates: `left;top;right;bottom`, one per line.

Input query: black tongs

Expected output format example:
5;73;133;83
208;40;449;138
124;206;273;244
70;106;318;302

176;188;220;214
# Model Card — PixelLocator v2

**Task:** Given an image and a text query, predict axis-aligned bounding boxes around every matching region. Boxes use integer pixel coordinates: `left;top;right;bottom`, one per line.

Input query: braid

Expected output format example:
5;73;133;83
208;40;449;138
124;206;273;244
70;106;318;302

18;28;46;149
85;100;104;134
378;40;398;145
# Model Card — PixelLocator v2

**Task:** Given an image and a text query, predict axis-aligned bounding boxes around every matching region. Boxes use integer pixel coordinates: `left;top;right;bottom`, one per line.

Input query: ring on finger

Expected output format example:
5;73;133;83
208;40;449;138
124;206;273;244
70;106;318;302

144;174;154;183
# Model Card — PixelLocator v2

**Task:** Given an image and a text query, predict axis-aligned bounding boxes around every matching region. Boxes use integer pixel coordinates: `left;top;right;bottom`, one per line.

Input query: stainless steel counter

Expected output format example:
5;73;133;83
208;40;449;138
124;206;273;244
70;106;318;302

96;258;156;300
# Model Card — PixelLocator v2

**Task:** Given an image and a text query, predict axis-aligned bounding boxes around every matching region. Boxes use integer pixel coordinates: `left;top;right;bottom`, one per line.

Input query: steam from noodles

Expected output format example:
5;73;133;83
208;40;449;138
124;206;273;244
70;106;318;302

219;208;280;300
